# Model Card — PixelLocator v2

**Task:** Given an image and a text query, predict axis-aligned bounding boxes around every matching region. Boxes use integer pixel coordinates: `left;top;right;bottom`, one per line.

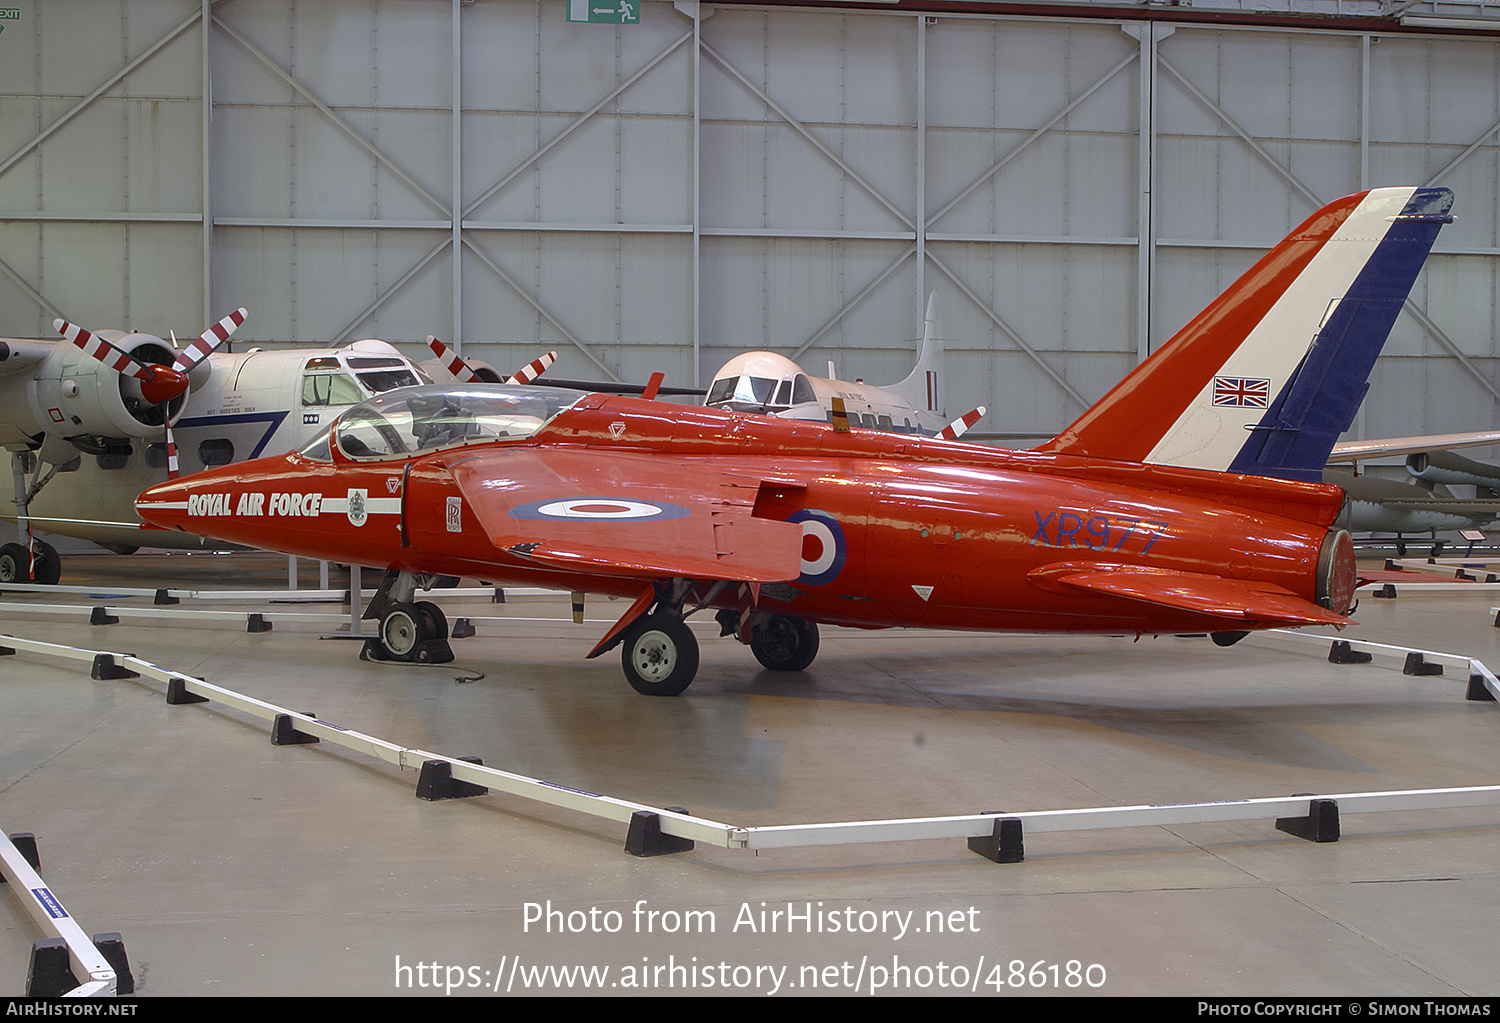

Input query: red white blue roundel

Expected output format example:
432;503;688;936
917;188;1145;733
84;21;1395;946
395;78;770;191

788;509;845;586
510;497;691;522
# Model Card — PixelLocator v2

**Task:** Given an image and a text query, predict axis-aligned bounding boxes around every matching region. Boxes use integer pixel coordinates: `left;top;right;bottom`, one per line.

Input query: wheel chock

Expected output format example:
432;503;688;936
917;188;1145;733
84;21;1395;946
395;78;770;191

1466;674;1498;702
89;606;118;625
416;757;489;800
451;617;476;639
967;815;1025;863
1403;652;1443;676
415;638;454;663
625;808;694;857
153;588;179;605
26;938;77;997
92;932;135;995
1275;797;1340;843
271;714;319;746
90;654;138;680
166;677;209;705
1328;640;1372;665
246;613;272;633
4;832;39;873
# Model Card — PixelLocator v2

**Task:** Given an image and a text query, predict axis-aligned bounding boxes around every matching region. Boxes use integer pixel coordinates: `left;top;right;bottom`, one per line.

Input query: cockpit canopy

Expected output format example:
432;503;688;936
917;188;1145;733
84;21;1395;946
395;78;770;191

300;384;587;461
705;351;817;415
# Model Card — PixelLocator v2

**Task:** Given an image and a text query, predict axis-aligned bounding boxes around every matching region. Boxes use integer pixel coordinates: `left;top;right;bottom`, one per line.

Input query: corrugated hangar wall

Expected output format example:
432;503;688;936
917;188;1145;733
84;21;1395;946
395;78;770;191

0;0;1497;444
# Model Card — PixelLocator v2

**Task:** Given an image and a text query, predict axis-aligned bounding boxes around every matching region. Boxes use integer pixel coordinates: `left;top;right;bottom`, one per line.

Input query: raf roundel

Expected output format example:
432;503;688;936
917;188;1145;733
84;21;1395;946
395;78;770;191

787;509;846;586
509;497;692;522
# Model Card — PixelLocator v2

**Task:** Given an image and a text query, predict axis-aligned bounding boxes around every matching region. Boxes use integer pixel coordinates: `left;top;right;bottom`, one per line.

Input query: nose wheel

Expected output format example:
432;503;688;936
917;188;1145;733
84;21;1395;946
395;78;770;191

364;599;454;663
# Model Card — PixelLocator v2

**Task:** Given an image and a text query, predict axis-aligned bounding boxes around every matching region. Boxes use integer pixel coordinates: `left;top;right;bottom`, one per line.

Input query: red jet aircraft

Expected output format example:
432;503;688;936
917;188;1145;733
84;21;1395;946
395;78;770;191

136;187;1453;696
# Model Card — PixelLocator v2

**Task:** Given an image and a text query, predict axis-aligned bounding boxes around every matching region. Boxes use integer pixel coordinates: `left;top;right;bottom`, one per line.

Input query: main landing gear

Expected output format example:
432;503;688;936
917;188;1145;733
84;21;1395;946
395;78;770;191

361;570;454;664
603;581;820;696
0;540;61;586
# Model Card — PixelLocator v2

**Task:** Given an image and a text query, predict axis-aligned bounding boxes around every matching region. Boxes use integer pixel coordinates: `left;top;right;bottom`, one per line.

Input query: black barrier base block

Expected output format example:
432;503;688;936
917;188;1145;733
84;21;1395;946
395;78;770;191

1275;798;1341;843
90;654;138;680
166;677;209;705
4;832;39;874
416;757;489;800
153;588;179;605
625;808;695;857
246;614;272;633
451;617;476;639
89;606;118;625
1329;640;1373;665
1403;652;1444;676
0;644;13;655
967;815;1025;863
271;713;319;745
26;938;78;997
92;933;134;995
1372;583;1398;598
1466;675;1498;702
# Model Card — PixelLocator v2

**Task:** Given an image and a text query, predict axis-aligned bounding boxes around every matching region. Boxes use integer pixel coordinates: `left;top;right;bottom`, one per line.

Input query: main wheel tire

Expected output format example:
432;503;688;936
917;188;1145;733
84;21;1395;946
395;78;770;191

30;541;61;586
621;614;699;696
750;615;820;671
380;602;424;660
414;600;449;640
0;543;31;583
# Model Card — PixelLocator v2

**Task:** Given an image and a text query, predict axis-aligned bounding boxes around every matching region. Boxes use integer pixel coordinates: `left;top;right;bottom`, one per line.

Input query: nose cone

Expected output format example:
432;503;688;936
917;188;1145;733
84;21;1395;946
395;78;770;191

135;476;194;531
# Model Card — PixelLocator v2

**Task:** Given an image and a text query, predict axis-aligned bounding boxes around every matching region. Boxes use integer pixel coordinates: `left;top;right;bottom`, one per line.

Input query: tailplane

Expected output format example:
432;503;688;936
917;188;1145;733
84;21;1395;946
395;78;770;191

1036;187;1454;481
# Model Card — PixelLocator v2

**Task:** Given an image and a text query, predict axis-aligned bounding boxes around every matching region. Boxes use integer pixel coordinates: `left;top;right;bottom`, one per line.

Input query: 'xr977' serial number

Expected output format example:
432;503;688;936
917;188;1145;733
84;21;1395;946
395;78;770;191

1030;511;1169;553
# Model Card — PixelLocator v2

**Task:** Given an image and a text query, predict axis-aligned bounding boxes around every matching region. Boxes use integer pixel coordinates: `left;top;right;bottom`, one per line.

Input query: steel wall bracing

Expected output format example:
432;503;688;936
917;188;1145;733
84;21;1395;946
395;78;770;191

0;0;1496;444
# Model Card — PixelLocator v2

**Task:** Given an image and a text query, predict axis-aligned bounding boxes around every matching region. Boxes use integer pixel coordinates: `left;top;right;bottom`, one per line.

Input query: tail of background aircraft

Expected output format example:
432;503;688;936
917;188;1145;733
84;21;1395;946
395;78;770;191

1036;186;1454;482
887;291;947;416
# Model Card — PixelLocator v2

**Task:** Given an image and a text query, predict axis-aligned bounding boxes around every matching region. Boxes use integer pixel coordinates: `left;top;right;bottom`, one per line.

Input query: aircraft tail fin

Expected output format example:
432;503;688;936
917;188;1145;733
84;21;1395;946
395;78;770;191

888;291;946;415
1036;187;1454;481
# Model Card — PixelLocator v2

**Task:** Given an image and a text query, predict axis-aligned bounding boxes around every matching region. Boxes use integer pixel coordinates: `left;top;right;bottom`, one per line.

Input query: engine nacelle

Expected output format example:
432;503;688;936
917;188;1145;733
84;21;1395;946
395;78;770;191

25;331;185;443
1406;449;1500;489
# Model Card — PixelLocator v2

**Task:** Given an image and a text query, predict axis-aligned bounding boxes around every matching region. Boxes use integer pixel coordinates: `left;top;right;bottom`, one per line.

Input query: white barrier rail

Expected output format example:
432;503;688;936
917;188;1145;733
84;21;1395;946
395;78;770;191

3;626;1496;861
0;830;118;996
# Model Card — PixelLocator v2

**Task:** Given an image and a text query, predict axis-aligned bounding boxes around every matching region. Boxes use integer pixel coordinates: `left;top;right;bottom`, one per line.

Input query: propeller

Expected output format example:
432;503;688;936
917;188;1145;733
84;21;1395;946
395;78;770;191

56;308;248;478
426;335;558;385
938;406;987;441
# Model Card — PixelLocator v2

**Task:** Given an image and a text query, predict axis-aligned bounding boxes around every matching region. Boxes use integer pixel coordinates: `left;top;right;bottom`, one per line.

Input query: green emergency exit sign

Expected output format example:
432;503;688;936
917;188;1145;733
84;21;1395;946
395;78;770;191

567;0;638;24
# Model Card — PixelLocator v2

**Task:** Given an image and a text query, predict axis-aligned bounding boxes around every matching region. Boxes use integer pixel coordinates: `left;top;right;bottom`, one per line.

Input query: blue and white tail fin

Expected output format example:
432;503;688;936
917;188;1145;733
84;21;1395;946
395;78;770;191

1038;187;1454;481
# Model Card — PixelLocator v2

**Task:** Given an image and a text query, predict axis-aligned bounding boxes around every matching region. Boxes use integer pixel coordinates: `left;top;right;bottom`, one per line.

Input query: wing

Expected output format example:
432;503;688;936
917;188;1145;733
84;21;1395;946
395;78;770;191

445;447;805;583
1030;562;1349;627
1329;431;1500;461
0;338;55;377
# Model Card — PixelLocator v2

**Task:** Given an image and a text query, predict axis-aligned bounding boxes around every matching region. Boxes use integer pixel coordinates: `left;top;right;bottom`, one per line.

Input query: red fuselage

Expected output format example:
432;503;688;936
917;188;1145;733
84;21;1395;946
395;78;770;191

136;391;1354;636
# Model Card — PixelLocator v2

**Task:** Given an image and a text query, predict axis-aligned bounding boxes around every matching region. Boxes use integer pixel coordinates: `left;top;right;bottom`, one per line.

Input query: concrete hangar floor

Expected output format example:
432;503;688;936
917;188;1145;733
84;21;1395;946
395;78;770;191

0;549;1495;999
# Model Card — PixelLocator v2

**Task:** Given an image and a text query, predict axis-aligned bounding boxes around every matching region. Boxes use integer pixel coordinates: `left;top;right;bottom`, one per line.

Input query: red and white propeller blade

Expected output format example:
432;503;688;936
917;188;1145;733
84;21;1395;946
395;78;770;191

426;335;481;383
938;406;986;441
55;318;156;381
427;335;558;386
506;350;556;385
173;307;247;373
